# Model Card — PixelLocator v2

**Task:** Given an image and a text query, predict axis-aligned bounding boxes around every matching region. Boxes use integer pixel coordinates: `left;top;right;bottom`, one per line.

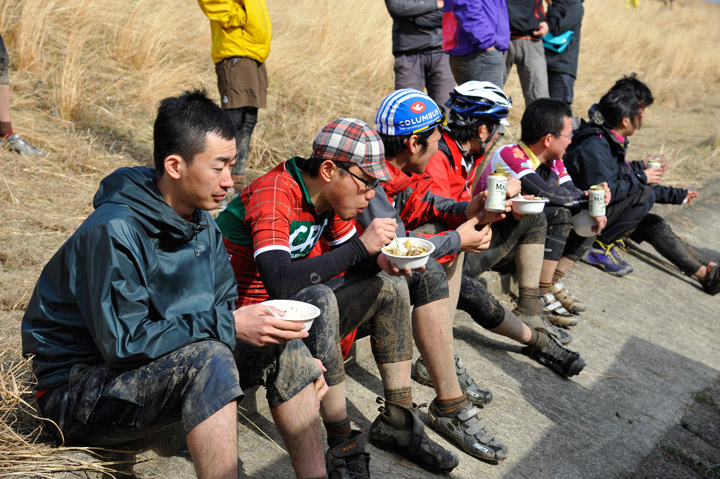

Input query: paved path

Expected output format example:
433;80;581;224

69;190;720;479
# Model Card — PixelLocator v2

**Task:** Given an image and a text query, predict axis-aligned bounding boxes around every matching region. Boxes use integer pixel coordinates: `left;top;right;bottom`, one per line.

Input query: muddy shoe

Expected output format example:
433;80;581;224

369;402;458;473
515;310;574;345
523;335;586;378
550;282;586;314
412;355;492;405
541;292;578;327
326;430;370;479
701;263;720;295
427;400;508;462
5;133;44;156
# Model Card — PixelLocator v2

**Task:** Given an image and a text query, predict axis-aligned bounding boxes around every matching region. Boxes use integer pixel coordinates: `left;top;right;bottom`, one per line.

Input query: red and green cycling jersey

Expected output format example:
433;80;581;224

216;157;358;306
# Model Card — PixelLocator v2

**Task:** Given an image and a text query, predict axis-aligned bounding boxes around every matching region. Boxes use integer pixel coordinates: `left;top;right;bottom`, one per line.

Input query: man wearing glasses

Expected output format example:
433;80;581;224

216;118;459;476
477;98;608;325
351;89;511;465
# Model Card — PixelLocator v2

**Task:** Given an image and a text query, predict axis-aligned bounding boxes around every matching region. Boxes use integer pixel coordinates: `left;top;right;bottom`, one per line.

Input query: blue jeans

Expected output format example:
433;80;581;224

448;48;505;88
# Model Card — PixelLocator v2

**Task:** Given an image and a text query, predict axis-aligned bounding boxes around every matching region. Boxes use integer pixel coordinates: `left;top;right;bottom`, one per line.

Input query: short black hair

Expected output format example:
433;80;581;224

597;89;641;129
379;127;436;158
153;89;236;177
611;73;654;108
520;98;572;145
297;157;349;179
447;120;500;144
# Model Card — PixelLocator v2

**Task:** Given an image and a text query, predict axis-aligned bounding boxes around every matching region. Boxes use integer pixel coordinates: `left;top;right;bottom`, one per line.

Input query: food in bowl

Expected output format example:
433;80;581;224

384;238;428;257
510;197;548;215
381;237;435;270
261;299;321;332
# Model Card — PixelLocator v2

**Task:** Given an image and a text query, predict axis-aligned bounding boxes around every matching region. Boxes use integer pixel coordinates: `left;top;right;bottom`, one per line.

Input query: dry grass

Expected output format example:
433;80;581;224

0;0;719;471
0;351;129;477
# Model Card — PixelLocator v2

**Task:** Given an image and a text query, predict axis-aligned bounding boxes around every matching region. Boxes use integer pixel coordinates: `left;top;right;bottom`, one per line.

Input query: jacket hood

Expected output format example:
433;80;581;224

93;166;207;248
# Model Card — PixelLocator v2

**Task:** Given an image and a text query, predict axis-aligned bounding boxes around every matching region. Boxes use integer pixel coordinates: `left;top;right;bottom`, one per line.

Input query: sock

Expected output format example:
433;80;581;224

0;121;12;138
517;286;542;316
325;417;352;447
539;281;553;294
525;330;551;350
435;394;469;415
384;386;413;410
552;270;565;285
382;386;414;428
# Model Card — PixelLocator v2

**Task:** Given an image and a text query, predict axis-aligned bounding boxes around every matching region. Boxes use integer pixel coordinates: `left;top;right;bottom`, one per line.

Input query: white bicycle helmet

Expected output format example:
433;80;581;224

446;81;512;126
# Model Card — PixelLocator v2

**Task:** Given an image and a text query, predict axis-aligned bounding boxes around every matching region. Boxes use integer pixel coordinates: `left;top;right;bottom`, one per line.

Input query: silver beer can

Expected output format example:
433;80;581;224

485;173;508;212
589;185;606;217
647;159;662;169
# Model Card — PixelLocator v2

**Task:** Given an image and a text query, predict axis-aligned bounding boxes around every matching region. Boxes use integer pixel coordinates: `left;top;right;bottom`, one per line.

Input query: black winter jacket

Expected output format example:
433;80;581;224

507;0;546;36
564;121;687;205
385;0;444;55
545;0;583;78
22;167;238;389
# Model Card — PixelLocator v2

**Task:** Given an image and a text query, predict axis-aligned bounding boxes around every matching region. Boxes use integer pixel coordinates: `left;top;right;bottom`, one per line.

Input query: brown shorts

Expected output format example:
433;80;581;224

215;56;268;109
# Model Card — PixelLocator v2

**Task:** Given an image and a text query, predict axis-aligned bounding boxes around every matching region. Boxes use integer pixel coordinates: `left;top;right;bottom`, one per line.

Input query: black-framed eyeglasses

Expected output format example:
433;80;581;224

333;161;381;190
552;132;574;140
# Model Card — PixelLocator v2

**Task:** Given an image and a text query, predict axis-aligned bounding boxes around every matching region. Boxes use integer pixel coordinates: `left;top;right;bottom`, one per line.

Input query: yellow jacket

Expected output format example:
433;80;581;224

198;0;272;64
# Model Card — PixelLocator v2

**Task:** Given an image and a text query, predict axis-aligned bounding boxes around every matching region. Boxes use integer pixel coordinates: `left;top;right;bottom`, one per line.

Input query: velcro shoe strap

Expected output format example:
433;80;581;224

457;405;481;422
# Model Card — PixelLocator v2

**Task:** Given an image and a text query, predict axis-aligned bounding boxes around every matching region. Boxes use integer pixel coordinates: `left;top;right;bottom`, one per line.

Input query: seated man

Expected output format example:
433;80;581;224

477;98;609;324
357;88;509;463
22;90;327;478
216;118;459;475
565;76;719;295
422;81;583;375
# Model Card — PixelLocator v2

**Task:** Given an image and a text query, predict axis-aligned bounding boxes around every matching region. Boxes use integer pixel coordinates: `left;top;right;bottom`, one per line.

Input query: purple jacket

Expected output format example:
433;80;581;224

442;0;510;56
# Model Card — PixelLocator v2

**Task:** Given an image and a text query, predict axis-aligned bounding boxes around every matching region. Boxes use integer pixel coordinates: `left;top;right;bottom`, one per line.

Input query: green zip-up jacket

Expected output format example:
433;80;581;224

22;167;238;390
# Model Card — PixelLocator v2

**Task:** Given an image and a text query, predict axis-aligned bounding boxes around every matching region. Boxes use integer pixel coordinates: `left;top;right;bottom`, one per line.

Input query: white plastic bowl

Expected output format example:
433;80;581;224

511;197;548;215
261;299;321;332
381;237;435;270
572;211;597;237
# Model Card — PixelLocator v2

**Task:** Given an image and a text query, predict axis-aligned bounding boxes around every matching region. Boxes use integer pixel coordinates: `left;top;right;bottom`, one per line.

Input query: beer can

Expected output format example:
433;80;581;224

589;185;605;217
647;159;662;169
485;173;507;212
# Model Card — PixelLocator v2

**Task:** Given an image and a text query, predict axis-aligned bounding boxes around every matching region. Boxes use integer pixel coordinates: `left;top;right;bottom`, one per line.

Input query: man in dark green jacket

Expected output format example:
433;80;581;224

22;90;329;478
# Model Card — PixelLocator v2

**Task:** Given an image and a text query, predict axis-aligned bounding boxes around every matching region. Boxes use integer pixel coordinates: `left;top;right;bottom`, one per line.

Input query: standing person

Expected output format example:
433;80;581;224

504;0;550;105
22;90;329;478
565;83;720;295
442;0;510;88
216;118;460;475
544;0;584;109
0;33;43;156
197;0;271;196
385;0;456;107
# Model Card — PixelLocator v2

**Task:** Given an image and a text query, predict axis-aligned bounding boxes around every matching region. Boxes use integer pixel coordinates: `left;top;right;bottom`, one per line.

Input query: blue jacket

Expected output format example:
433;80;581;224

442;0;510;56
22;167;238;390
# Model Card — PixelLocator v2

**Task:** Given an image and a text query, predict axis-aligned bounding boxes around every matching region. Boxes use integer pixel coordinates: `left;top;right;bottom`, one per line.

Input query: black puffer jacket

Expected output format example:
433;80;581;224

545;0;583;78
385;0;444;55
22;167;238;389
564;121;687;205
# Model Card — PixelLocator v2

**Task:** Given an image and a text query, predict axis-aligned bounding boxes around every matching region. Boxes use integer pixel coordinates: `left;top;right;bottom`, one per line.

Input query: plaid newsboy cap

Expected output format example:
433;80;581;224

311;118;392;182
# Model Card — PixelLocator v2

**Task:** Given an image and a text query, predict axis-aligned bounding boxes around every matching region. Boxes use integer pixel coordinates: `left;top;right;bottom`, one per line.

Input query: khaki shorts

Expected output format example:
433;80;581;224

215;56;268;109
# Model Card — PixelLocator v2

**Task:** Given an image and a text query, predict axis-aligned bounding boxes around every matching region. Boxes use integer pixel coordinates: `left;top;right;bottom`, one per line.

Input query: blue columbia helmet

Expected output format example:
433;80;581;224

445;81;512;127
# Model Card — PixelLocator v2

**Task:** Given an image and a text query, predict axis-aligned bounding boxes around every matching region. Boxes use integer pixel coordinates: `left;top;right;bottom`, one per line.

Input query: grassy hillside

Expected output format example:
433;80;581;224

1;0;719;341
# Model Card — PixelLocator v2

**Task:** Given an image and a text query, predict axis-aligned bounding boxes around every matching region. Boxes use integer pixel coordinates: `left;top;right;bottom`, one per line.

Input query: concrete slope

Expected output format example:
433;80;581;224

112;190;719;479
